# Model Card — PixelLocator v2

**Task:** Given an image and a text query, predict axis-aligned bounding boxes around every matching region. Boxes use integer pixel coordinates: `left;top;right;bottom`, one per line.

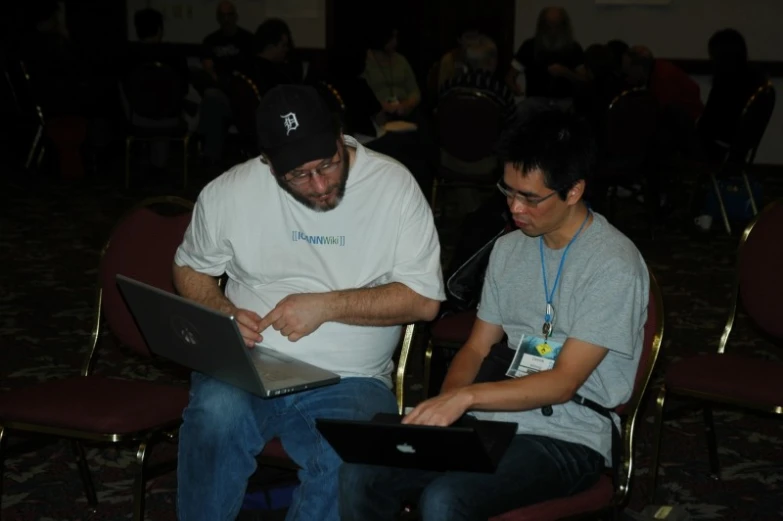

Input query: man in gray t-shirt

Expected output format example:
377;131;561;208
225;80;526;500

340;109;649;521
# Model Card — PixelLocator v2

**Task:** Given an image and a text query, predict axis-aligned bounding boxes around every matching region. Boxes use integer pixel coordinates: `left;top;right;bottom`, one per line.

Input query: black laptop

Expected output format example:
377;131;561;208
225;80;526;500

315;413;517;473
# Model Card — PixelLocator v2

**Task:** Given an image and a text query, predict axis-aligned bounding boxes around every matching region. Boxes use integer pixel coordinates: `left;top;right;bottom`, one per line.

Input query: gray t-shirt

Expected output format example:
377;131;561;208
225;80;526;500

473;212;649;464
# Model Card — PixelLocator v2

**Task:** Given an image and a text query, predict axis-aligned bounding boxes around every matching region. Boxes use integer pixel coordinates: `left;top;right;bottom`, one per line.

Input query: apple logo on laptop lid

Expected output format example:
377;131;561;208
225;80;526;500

396;443;416;454
171;316;200;346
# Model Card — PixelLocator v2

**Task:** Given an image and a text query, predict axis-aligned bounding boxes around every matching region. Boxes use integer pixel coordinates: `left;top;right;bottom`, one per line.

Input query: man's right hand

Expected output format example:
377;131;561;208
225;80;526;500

232;308;264;348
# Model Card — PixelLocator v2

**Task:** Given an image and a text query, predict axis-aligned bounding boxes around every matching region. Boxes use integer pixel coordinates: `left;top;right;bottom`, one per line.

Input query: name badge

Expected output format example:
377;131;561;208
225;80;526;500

506;334;563;378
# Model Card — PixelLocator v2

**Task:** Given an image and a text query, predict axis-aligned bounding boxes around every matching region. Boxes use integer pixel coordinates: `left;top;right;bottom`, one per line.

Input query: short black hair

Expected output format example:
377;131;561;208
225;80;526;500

255;18;291;52
606;39;629;70
496;109;596;199
134;9;163;40
708;28;748;72
365;22;396;51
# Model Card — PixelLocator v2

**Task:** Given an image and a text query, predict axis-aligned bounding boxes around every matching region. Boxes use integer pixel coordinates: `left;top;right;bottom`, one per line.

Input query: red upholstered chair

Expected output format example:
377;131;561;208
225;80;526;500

651;199;783;494
0;196;194;521
484;272;664;521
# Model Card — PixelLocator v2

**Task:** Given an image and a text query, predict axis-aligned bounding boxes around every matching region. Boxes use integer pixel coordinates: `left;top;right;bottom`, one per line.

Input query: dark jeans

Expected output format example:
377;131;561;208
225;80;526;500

339;433;604;521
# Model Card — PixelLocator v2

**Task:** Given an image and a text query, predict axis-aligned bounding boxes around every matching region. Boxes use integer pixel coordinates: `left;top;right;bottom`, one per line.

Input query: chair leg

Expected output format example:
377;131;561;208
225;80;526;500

650;384;666;501
26;124;43;170
702;406;721;480
125;137;133;189
35;144;46;169
0;425;6;521
741;171;758;216
71;440;98;507
133;438;151;521
709;173;732;235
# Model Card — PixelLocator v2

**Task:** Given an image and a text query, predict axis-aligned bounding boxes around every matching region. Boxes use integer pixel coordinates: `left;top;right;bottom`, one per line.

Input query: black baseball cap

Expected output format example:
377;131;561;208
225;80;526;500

256;85;338;176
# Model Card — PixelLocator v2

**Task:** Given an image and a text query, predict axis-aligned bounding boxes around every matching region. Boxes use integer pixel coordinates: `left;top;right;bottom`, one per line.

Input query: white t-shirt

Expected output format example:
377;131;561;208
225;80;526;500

175;136;445;385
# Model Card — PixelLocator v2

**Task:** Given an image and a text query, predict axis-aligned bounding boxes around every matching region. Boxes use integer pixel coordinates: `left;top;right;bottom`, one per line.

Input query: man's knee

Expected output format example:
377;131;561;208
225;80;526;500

419;479;471;521
182;374;256;439
339;463;373;495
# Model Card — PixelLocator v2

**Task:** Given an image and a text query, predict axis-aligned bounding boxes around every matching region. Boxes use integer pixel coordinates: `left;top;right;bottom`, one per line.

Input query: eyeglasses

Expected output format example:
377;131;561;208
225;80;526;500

284;153;342;186
497;181;558;208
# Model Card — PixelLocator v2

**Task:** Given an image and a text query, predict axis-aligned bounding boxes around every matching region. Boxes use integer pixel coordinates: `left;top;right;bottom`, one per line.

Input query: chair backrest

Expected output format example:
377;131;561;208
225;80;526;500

90;197;194;367
605;88;659;162
437;87;504;163
226;71;262;154
719;200;783;352
126;61;186;120
731;82;776;162
615;271;664;501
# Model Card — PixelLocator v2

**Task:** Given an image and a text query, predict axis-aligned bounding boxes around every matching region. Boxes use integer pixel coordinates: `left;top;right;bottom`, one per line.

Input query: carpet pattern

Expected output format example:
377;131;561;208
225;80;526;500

1;168;782;521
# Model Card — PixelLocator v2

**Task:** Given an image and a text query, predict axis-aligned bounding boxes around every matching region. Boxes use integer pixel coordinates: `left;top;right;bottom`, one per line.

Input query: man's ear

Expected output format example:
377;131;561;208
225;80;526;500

566;180;586;206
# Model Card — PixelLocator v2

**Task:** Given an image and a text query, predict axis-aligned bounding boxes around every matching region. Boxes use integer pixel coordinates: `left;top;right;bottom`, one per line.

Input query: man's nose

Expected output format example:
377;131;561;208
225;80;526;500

310;172;329;193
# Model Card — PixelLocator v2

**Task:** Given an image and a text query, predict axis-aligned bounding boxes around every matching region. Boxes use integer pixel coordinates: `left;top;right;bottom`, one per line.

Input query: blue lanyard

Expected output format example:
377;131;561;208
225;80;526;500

539;210;591;329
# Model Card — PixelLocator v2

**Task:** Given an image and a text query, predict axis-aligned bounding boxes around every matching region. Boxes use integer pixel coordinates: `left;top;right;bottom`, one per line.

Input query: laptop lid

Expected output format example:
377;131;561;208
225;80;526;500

115;274;340;398
315;414;517;473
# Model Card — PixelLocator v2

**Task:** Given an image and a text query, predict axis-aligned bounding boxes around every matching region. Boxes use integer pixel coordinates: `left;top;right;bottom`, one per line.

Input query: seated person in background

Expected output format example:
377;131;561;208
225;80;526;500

575;43;627;150
174;84;444;521
123;9;188;96
439;34;516;123
317;44;435;200
122;8;189;170
20;1;98;118
623;45;703;124
200;0;254;84
319;44;383;140
196;0;254;164
506;7;585;103
697;28;767;162
363;24;421;119
624;45;703;166
249;18;299;97
437;28;482;88
339;109;649;521
606;39;629;78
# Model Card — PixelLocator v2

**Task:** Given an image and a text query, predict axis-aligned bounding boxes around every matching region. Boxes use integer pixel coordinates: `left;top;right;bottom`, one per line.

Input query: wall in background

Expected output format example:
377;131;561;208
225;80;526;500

513;0;783;59
514;0;783;164
125;0;326;48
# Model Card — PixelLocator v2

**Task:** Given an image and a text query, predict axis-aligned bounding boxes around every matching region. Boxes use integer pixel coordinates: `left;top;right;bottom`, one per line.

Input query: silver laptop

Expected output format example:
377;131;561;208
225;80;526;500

116;274;341;398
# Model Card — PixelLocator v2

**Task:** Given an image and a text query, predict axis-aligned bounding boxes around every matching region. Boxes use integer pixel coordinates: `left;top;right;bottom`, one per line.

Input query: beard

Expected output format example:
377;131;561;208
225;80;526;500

276;142;350;212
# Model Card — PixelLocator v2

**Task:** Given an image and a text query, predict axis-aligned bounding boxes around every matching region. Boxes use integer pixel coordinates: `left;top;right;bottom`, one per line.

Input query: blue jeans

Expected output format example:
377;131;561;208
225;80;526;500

339;433;604;521
177;373;397;521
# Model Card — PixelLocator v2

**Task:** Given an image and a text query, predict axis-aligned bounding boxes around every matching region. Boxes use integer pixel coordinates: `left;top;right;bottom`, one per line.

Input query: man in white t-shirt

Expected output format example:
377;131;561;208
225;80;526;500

173;84;445;521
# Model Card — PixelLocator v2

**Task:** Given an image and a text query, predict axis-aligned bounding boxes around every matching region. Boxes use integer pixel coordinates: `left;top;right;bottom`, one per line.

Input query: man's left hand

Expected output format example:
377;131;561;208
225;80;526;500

402;388;473;427
258;293;330;342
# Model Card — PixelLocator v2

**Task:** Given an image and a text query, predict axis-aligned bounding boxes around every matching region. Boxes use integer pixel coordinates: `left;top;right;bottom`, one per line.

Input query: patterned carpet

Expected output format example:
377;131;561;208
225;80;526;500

1;156;782;521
